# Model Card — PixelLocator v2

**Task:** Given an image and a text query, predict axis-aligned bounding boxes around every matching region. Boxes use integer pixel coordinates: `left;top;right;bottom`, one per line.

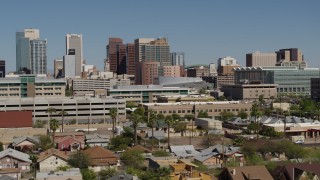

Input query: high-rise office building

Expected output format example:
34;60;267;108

0;60;5;78
276;48;304;62
16;29;47;74
246;51;277;67
66;34;83;77
135;38;170;85
63;55;76;78
217;56;240;75
107;38;123;74
171;52;185;68
30;39;47;74
54;59;63;78
126;43;135;75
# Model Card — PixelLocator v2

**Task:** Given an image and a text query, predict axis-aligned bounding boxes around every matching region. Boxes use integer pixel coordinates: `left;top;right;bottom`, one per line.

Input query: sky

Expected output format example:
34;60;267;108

0;0;319;73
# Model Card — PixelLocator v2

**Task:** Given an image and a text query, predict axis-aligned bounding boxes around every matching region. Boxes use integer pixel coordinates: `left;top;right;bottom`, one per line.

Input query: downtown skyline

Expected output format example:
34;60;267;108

0;0;319;73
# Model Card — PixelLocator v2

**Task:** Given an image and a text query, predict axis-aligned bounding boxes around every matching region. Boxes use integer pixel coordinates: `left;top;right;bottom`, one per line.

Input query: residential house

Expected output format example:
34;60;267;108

170;145;200;159
200;144;244;163
148;156;179;169
127;145;152;157
0;148;31;172
272;163;320;180
85;133;109;147
218;165;273;180
36;168;82;180
37;148;69;172
8;136;39;152
54;132;85;151
84;146;119;172
169;159;212;180
0;168;21;180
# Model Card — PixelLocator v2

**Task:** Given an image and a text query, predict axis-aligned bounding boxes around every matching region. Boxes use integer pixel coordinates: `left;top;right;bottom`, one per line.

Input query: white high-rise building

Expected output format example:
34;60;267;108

218;56;238;66
63;55;76;78
66;34;83;77
16;28;47;74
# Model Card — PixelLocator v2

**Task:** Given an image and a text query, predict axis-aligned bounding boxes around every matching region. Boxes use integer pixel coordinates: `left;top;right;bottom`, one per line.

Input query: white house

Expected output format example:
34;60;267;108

37;149;69;172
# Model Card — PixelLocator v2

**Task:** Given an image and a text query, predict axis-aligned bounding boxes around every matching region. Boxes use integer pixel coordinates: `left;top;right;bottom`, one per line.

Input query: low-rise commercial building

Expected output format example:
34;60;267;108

195;118;222;130
221;84;278;100
156;94;214;103
142;101;252;119
0;75;66;98
0;96;126;123
107;85;189;103
234;66;320;95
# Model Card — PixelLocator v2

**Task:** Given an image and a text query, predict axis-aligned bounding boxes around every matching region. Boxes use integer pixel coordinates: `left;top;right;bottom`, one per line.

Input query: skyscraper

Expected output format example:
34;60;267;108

126;43;135;75
66;34;83;77
246;51;277;67
276;48;304;62
0;60;5;78
16;29;47;74
54;59;63;78
171;52;185;68
30;39;47;74
107;38;123;73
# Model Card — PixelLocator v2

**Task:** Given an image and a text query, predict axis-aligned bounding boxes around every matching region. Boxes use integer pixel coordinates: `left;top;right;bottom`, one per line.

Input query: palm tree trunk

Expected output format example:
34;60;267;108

151;125;154;150
133;125;138;145
167;124;170;149
52;131;55;148
62;114;64;132
112;118;115;138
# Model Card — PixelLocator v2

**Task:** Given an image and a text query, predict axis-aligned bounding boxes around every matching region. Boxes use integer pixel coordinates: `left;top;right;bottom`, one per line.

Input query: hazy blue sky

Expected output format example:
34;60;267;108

0;0;319;72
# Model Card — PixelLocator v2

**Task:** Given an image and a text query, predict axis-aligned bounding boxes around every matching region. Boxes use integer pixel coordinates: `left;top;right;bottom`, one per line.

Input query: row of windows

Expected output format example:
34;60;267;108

156;108;249;114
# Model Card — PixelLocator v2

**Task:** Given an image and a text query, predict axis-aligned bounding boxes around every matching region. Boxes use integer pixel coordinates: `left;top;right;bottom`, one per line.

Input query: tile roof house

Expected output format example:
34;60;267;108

272;163;320;180
169;159;212;180
0;148;31;172
8;136;40;152
170;145;200;159
85;133;109;147
37;148;69;172
84;146;119;172
0;168;21;180
127;145;152;157
218;165;273;180
54;132;85;151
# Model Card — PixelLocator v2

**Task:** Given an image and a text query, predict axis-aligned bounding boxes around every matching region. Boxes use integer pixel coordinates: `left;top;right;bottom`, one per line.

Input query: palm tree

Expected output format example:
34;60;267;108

58;110;68;132
185;114;194;145
49;118;60;146
46;107;56;119
130;107;145;145
251;101;262;139
165;115;175;148
110;108;118;138
147;110;157;150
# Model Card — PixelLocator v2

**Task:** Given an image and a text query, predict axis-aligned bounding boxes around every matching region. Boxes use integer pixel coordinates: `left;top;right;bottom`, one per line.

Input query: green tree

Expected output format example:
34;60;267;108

33;120;45;128
152;150;170;157
70;119;77;125
220;111;235;121
81;169;96;180
233;137;245;146
110;108;118;138
172;113;181;121
202;133;220;146
251;102;262;139
165;115;175;148
49;118;60;145
68;151;90;169
29;154;38;178
147;109;157;150
120;149;144;168
56;165;70;171
173;121;187;136
36;135;53;150
109;134;133;151
58;110;68;133
126;101;137;109
98;168;116;179
238;109;248;119
197;111;209;118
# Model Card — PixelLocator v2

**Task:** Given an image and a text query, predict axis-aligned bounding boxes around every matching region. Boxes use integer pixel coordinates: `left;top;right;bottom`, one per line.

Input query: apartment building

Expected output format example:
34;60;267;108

221;84;278;100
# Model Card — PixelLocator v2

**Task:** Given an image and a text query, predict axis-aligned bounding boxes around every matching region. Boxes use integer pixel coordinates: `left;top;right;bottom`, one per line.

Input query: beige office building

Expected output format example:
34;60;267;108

221;84;278;100
142;101;252;119
246;52;277;67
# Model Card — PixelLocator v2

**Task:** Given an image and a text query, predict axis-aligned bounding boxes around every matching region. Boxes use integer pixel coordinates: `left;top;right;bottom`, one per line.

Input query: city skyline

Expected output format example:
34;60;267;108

0;1;319;73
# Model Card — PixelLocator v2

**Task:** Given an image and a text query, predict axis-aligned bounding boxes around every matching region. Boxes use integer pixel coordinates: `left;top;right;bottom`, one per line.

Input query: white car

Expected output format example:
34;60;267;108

294;140;304;144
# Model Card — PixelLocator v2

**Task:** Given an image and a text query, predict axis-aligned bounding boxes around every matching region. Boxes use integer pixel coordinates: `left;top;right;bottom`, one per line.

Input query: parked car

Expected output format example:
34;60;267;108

294;140;304;144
